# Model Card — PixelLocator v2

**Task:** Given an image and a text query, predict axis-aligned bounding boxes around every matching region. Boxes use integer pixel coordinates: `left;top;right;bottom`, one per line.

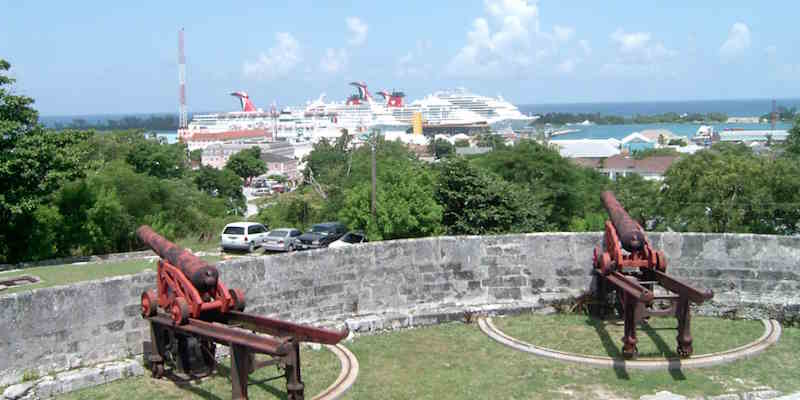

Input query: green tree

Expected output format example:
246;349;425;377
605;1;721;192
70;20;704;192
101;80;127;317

225;147;267;181
454;139;470;147
785;118;800;157
338;163;443;240
660;147;800;234
429;138;454;159
1;60;93;261
193;166;246;215
434;157;545;235
189;149;203;163
475;133;506;149
257;188;326;231
124;131;189;178
472;140;609;230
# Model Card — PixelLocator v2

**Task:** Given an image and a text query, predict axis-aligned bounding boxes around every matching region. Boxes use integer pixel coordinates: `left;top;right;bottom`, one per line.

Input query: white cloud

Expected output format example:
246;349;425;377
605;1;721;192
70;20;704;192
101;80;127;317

579;39;591;56
396;40;434;77
346;17;368;46
602;28;677;78
719;22;751;59
609;28;675;63
556;58;579;74
320;48;348;73
553;25;574;42
243;32;301;80
447;0;591;78
611;29;651;53
446;0;544;77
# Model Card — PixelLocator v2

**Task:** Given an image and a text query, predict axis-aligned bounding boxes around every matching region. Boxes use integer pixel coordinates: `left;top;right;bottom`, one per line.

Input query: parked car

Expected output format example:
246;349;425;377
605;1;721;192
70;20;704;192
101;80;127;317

262;228;302;252
252;187;271;196
296;222;348;250
327;231;368;248
220;222;269;253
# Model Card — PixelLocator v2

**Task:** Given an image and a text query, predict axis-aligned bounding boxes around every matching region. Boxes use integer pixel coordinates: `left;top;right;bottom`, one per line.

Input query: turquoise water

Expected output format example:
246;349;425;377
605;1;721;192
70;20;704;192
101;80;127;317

153;130;178;144
550;121;793;140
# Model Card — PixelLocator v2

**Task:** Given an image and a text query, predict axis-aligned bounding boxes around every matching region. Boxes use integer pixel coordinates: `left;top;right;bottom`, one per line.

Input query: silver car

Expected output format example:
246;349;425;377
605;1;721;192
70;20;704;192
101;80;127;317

261;228;302;252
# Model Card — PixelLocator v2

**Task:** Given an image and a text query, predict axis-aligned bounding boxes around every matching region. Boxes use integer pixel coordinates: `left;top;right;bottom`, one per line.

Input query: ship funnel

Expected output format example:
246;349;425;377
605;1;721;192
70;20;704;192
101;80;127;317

230;91;257;112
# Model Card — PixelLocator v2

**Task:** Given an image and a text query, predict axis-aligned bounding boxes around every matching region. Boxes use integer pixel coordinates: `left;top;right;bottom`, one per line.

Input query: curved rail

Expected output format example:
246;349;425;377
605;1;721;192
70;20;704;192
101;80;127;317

312;344;359;400
478;317;781;370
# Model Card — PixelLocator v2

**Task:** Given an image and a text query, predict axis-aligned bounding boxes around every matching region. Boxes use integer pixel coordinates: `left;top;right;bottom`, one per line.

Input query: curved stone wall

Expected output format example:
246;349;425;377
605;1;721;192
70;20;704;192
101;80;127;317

0;232;798;385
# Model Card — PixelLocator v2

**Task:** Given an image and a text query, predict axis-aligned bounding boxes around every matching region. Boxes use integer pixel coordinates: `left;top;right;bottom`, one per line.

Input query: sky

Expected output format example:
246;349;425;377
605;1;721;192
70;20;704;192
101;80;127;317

2;0;799;116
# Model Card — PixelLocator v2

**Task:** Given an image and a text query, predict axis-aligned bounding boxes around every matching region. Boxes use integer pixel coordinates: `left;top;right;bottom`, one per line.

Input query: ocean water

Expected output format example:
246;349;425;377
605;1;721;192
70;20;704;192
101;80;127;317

517;98;800;118
546;121;793;141
40;98;798;143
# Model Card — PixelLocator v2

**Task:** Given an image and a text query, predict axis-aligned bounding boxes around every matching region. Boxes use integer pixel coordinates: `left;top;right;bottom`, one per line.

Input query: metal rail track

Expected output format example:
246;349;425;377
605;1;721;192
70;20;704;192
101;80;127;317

479;317;782;370
312;344;359;400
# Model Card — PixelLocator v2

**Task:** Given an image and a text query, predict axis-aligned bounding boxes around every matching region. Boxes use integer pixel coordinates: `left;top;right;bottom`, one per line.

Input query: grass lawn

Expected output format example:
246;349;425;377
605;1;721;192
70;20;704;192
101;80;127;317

55;314;800;399
492;313;765;358
59;348;340;400
0;255;223;295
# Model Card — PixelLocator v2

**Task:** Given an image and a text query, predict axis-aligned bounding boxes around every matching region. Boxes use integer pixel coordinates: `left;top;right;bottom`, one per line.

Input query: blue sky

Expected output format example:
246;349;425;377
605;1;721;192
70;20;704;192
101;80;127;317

2;1;799;115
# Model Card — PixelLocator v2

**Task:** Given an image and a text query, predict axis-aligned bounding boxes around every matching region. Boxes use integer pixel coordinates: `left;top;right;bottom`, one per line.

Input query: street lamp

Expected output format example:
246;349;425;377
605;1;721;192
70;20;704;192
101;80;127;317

369;127;379;218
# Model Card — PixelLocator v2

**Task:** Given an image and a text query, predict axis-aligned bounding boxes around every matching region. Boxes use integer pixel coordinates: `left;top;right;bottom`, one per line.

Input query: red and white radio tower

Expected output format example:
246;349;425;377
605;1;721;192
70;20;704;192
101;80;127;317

178;28;188;130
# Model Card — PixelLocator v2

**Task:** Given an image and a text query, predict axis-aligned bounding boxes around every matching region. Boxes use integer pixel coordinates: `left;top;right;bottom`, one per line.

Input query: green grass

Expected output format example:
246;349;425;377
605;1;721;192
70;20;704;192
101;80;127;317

0;255;224;295
53;315;800;399
493;313;765;358
59;347;340;400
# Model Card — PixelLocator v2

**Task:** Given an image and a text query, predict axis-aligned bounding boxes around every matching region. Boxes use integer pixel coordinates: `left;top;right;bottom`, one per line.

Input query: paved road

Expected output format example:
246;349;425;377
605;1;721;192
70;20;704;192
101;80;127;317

243;187;259;218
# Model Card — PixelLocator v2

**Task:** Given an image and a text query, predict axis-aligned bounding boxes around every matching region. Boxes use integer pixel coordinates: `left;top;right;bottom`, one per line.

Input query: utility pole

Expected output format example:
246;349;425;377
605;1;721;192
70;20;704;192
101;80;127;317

370;128;378;218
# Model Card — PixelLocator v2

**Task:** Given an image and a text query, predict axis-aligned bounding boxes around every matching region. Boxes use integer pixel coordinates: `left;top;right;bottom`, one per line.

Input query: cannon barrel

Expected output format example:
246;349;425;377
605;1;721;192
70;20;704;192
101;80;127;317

136;225;219;293
601;191;647;253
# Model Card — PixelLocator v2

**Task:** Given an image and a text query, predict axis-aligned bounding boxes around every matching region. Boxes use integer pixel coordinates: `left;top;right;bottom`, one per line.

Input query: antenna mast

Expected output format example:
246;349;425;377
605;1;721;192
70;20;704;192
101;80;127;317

178;28;188;130
770;99;776;131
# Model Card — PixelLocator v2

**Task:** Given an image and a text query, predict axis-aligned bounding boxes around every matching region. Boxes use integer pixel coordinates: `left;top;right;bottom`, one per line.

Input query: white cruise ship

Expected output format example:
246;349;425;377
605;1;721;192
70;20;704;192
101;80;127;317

181;83;531;150
429;88;532;125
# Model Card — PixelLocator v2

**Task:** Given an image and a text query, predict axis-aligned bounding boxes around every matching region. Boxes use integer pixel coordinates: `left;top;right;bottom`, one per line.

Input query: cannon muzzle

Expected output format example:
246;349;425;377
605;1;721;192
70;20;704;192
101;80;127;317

136;225;219;293
601;191;648;253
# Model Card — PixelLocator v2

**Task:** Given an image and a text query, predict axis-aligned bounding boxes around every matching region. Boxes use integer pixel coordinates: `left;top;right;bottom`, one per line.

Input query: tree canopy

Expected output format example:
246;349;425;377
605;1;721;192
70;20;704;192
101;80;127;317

225;147;266;181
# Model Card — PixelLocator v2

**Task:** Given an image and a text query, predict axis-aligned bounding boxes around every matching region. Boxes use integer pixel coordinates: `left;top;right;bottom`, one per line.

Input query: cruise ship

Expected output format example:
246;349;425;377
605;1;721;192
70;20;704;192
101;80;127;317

180;83;532;149
179;92;275;150
432;88;533;125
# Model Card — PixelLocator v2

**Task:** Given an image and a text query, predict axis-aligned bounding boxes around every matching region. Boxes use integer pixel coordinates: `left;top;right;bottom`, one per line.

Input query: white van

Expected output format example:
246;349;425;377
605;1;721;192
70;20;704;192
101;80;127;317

220;222;269;252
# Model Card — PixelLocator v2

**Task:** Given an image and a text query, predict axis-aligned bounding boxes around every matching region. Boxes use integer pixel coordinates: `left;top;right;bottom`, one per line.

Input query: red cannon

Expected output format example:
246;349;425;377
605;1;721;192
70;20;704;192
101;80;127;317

137;225;244;324
588;192;713;359
136;226;349;399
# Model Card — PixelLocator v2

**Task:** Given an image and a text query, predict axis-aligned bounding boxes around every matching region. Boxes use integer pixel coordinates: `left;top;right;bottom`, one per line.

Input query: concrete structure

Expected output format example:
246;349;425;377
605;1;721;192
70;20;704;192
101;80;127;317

1;233;799;386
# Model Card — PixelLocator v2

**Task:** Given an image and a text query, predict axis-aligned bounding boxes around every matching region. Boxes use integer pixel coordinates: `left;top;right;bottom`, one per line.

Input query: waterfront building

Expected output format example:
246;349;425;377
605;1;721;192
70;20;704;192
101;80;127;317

620;132;656;153
549;139;621;159
600;154;678;181
718;129;788;143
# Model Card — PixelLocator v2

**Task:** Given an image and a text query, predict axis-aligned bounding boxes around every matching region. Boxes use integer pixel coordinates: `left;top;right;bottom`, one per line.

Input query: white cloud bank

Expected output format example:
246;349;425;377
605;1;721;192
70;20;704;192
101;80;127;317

346;17;368;46
447;0;584;77
243;32;301;80
720;22;751;59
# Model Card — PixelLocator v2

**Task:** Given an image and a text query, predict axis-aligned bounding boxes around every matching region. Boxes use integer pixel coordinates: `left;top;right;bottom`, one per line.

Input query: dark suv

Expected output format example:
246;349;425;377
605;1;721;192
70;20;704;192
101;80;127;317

296;222;348;250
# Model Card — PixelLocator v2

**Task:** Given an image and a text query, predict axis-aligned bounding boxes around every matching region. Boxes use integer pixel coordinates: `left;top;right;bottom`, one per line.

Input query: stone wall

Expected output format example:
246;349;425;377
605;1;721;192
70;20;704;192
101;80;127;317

1;232;798;386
